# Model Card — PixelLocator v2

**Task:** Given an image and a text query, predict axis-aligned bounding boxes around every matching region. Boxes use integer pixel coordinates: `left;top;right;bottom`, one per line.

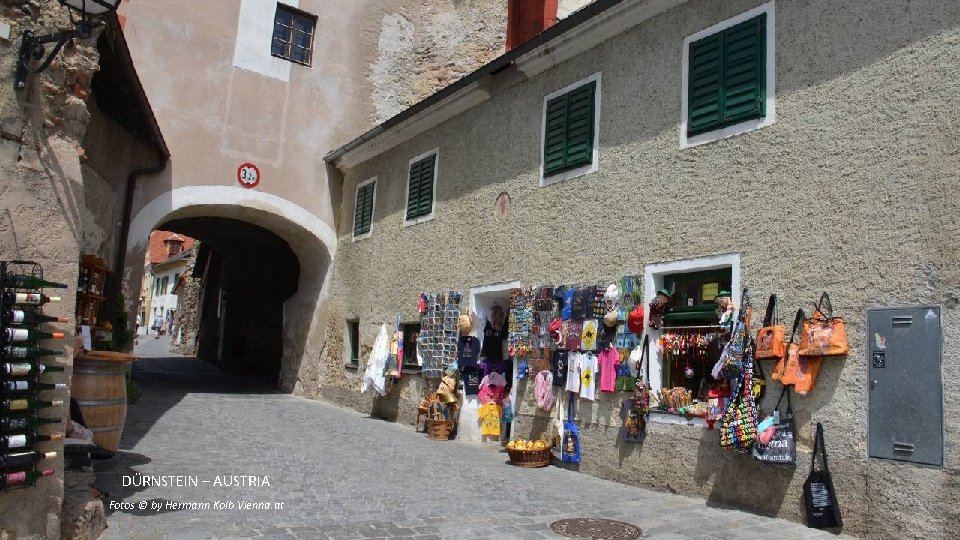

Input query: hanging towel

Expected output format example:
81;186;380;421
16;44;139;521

361;324;390;396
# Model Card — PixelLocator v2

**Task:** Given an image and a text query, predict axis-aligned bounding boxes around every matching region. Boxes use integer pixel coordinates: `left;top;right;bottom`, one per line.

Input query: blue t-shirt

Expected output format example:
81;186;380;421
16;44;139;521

457;336;480;368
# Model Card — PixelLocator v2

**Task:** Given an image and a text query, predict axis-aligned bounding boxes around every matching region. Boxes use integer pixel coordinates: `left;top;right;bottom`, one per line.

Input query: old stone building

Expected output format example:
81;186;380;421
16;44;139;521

322;0;960;537
0;1;167;537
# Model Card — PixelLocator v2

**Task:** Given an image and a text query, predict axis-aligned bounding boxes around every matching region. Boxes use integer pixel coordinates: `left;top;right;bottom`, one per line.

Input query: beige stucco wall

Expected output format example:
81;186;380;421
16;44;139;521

324;0;960;537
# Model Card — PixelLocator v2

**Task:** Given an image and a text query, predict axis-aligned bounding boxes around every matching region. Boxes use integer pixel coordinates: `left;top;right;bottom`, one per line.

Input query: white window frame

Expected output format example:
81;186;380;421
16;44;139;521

642;253;741;427
680;1;776;149
539;71;602;187
351;176;377;242
403;148;439;227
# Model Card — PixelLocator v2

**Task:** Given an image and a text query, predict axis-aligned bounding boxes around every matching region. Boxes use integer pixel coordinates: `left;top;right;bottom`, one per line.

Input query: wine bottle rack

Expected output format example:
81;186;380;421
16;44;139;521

0;260;64;491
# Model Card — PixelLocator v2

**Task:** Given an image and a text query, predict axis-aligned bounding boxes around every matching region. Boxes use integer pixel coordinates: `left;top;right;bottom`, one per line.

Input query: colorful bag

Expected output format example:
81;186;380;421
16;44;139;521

561;392;581;463
614;349;636;391
755;294;786;360
713;289;752;379
774;309;823;395
804;423;843;529
719;338;759;452
534;370;555;411
752;386;797;466
798;292;848;357
622;335;651;443
772;309;804;383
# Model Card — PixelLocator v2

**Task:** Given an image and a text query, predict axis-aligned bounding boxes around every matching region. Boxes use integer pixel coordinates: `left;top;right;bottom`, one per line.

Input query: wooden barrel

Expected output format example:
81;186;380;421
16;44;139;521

72;357;130;451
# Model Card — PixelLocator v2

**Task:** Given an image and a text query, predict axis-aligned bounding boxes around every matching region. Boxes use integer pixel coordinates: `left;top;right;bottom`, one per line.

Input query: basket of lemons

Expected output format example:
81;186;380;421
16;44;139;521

506;437;553;468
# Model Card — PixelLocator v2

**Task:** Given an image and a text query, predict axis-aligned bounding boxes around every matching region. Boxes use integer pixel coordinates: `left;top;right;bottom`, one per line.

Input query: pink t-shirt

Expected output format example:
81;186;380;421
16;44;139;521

598;347;619;393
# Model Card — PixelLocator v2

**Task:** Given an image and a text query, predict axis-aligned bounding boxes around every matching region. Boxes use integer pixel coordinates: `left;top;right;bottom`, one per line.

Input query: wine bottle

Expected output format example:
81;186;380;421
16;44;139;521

1;432;63;452
1;362;65;377
0;468;54;489
1;346;65;360
0;380;67;393
1;451;57;471
1;291;62;306
0;398;64;413
3;275;68;289
2;310;69;325
0;416;61;434
2;328;65;344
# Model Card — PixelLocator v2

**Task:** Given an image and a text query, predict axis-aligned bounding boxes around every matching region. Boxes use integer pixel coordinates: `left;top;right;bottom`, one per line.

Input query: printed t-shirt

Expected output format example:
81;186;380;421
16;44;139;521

581;319;599;351
461;366;482;395
566;352;582;393
579;353;598;401
457;336;480;368
480;319;507;362
551;351;568;388
561;289;575;320
566;320;583;351
598;347;619;393
478;372;507;404
478;403;502;436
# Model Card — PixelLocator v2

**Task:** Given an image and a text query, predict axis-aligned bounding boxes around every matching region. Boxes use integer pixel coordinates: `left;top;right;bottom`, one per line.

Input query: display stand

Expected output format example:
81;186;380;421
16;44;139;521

75;255;109;327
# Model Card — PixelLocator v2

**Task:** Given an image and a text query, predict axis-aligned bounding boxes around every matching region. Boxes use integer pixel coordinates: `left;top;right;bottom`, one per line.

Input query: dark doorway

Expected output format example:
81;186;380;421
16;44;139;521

161;217;299;384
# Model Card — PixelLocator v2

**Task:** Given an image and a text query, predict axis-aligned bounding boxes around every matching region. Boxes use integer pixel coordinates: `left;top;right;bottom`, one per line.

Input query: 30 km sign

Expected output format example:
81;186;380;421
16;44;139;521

237;163;260;188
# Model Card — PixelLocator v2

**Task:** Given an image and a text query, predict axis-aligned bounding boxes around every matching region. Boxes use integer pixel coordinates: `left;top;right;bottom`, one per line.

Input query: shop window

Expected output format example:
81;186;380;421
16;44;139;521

681;2;775;148
346;320;359;366
541;73;600;185
272;4;316;66
404;150;438;225
661;269;732;324
352;178;376;240
402;323;421;369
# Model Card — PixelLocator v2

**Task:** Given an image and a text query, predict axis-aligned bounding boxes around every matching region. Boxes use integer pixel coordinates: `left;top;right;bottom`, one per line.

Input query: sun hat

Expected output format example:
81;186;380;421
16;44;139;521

458;314;473;334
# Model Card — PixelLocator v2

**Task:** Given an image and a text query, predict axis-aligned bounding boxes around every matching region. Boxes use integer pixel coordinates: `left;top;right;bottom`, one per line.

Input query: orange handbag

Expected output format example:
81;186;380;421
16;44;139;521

775;309;822;394
798;293;848;357
772;309;803;383
755;294;786;360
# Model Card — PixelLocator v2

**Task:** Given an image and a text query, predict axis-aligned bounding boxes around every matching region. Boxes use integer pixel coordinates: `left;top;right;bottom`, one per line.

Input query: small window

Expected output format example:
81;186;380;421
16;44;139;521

543;79;597;179
662;269;733;324
352;178;376;240
272;4;316;66
402;323;421;369
405;151;438;225
346;320;359;365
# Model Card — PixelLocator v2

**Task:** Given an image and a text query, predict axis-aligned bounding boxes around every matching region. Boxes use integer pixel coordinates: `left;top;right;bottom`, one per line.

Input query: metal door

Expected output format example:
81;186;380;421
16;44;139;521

868;307;943;466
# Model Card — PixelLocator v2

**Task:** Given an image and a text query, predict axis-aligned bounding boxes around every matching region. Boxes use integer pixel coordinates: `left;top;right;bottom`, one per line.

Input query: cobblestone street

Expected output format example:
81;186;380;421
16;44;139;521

95;338;848;540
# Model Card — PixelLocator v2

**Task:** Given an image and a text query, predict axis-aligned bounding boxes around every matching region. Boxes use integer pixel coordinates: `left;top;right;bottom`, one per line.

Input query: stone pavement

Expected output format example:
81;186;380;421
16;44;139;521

94;342;851;540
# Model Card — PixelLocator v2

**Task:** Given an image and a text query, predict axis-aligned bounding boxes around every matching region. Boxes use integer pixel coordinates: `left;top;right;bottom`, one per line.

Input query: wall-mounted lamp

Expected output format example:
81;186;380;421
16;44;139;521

14;0;121;90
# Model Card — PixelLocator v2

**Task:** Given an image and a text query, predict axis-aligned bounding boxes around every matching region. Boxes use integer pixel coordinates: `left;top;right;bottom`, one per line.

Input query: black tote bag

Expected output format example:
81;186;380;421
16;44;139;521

803;422;843;529
752;386;796;466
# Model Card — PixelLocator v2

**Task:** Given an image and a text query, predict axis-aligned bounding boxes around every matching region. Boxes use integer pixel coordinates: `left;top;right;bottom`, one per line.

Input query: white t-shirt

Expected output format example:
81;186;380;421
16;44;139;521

579;352;598;401
566;352;582;393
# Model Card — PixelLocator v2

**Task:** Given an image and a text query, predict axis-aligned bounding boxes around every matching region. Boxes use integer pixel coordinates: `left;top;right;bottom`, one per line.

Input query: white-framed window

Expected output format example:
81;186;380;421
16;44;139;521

352;177;377;241
642;253;741;427
540;72;602;186
680;1;776;149
403;148;439;227
345;319;360;366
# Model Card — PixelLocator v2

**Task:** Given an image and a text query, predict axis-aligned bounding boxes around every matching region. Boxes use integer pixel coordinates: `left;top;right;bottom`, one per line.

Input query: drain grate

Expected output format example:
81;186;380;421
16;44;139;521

549;518;643;540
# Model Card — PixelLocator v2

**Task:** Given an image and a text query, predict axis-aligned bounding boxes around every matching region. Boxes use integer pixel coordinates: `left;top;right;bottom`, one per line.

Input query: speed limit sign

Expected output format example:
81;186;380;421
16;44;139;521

237;163;260;188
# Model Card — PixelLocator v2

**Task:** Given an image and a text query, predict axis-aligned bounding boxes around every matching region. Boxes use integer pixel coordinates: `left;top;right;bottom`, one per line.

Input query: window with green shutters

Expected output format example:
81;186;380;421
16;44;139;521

687;13;766;136
543;79;596;177
405;153;436;223
352;180;375;238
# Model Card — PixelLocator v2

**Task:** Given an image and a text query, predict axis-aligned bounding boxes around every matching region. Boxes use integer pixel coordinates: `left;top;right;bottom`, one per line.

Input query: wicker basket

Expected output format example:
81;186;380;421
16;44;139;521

426;419;454;440
507;447;552;468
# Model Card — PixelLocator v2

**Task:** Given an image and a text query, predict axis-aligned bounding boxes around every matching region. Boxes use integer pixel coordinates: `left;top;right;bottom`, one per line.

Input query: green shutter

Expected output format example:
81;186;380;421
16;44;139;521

564;81;595;169
406;160;422;220
353;182;374;237
687;14;766;136
543;80;596;178
543;95;568;175
406;155;435;221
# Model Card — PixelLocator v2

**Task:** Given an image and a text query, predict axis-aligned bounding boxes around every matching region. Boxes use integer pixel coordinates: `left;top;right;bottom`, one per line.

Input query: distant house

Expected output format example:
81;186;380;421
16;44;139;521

139;231;195;333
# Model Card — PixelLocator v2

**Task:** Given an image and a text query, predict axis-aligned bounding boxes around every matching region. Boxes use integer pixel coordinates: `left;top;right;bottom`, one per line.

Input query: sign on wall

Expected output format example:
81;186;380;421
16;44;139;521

237;163;260;189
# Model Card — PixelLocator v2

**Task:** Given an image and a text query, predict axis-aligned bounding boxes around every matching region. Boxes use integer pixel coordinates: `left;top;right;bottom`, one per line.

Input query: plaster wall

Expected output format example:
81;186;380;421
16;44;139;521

324;0;960;537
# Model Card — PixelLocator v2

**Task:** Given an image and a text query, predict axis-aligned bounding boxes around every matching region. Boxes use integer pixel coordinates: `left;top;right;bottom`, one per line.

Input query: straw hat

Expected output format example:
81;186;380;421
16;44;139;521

458;313;473;335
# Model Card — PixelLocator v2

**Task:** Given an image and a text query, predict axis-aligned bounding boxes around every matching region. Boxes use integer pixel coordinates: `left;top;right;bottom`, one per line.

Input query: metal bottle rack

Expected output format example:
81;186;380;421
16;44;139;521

0;260;64;490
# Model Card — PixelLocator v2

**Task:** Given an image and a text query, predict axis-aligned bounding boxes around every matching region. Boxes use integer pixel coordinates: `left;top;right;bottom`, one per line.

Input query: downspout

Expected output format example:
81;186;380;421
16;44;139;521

111;153;168;299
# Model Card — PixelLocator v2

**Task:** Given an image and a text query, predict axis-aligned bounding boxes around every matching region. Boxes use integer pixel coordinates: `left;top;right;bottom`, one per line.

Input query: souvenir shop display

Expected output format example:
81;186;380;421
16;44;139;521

719;337;759;453
799;292;848;357
712;289;752;379
507;287;534;358
0;261;65;491
659;327;727;404
772;309;823;395
752;386;797;466
648;288;672;329
416;291;463;379
561;392;581;463
578;352;598;401
803;423;843;529
755;294;786;360
621;335;650;442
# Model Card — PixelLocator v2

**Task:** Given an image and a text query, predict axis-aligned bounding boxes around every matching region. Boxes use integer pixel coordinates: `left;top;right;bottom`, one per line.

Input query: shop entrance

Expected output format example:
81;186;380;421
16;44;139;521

463;282;519;443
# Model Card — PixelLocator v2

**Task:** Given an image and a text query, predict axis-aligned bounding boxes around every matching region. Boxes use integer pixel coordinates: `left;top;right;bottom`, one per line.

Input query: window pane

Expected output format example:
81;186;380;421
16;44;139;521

275;10;293;26
294;16;313;34
293;48;310;65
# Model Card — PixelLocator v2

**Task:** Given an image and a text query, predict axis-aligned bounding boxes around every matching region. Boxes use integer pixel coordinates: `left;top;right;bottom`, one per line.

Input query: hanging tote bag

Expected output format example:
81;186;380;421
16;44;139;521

621;336;650;443
755;294;786;360
752;386;797;466
713;289;752;379
719;339;759;452
804;423;843;529
561;392;581;463
772;309;804;383
799;293;848;357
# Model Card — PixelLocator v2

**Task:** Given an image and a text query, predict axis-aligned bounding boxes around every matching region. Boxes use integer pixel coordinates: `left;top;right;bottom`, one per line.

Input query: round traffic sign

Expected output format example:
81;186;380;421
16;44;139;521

237;163;260;188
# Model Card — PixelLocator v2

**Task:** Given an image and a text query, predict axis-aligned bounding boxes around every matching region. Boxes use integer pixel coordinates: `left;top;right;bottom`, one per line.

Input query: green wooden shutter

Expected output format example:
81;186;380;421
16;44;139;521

416;155;435;217
353;182;374;237
543;94;568;176
406;160;422;221
722;14;765;124
564;81;595;170
688;33;723;135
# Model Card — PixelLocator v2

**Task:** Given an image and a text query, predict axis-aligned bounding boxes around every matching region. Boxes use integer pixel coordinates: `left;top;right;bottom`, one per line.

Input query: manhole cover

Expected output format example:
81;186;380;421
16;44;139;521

549;518;643;539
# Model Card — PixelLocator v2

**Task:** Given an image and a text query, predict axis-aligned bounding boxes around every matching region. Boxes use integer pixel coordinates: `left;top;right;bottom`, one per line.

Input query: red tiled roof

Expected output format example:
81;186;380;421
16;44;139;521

148;230;195;265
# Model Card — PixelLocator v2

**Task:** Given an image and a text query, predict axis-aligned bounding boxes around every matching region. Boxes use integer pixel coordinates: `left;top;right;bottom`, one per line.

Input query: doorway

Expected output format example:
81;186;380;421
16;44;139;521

461;282;519;443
